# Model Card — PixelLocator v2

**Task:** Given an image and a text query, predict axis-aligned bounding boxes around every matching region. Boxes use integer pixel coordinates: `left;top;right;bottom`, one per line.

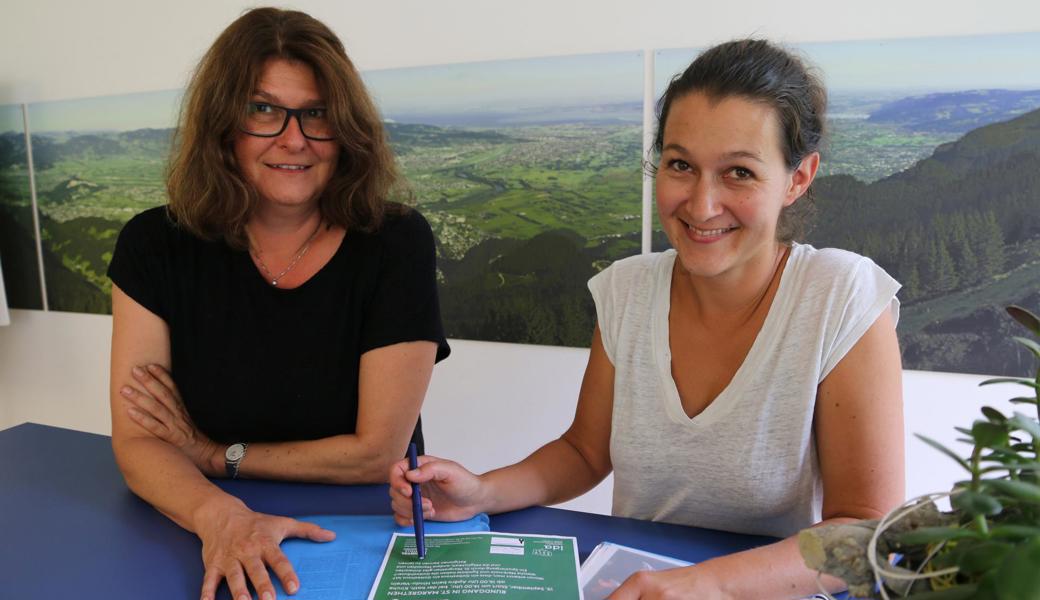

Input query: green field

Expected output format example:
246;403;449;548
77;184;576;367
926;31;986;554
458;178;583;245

822;119;959;182
397;123;642;261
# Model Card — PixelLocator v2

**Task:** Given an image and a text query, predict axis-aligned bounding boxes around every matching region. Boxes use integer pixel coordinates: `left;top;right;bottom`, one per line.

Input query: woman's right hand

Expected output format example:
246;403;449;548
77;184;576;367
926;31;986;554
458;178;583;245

194;498;335;600
121;364;222;476
388;455;487;525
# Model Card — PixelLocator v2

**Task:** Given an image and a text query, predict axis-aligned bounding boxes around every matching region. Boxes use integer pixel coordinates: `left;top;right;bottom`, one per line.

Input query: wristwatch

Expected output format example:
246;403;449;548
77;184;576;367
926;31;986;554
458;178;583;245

224;442;248;479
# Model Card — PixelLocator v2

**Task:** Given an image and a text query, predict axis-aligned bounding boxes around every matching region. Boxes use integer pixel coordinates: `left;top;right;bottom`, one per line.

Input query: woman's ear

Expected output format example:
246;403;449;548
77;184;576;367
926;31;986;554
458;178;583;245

785;151;820;206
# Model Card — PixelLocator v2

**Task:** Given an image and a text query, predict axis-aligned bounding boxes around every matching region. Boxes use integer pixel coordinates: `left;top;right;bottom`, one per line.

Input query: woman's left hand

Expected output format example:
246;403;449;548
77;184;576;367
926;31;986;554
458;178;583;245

608;566;726;600
121;364;222;476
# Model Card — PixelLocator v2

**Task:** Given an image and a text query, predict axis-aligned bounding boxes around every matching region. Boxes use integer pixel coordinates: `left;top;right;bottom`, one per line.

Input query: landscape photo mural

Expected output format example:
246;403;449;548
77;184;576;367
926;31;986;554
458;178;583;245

655;33;1040;376
1;33;1037;376
2;52;645;347
27;90;181;313
364;51;645;346
0;104;41;309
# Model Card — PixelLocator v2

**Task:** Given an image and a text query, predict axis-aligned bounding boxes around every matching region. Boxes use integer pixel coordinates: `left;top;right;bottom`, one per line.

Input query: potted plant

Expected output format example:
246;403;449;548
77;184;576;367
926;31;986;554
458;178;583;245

799;304;1040;599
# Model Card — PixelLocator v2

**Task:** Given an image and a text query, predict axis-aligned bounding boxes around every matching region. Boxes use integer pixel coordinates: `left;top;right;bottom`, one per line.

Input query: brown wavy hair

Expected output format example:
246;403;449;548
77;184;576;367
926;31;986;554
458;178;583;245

651;39;826;244
166;7;401;248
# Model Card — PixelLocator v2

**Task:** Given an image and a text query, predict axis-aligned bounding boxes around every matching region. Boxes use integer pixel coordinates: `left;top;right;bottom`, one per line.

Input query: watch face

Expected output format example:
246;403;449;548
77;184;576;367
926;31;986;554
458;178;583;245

226;443;246;462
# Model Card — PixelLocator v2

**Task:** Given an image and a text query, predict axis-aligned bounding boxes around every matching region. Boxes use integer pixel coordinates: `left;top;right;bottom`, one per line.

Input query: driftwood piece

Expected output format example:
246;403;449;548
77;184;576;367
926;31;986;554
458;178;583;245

799;521;879;597
798;500;958;598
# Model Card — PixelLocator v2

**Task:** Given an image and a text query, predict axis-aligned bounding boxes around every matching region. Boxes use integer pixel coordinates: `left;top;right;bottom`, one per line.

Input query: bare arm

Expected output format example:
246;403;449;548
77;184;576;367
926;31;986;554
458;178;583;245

110;284;227;530
480;326;616;511
112;284;437;599
611;309;905;599
390;327;615;521
228;339;437;484
113;286;336;600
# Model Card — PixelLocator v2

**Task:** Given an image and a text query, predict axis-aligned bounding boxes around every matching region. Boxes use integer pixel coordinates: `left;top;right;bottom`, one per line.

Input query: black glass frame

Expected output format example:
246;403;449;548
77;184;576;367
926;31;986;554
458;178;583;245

240;103;336;141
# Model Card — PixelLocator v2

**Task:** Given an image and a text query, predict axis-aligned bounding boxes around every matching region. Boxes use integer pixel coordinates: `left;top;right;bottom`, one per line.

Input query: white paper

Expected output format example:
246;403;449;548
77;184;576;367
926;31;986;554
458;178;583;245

579;542;691;600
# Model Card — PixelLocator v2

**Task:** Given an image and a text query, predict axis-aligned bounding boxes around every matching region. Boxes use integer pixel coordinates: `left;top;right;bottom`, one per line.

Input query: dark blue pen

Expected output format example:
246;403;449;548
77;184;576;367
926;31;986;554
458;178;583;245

407;442;427;559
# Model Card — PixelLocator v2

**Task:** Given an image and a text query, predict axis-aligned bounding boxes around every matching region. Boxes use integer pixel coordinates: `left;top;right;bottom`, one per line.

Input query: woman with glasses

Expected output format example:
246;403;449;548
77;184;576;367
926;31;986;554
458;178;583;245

107;8;449;600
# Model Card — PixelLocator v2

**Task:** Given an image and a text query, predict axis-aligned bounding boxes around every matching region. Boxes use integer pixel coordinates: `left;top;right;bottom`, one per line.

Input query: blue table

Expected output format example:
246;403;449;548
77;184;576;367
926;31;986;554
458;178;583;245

0;423;778;598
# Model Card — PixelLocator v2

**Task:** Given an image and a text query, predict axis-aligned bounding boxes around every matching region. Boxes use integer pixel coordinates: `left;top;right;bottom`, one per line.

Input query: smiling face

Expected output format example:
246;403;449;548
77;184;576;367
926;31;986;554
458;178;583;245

233;58;340;212
656;92;816;281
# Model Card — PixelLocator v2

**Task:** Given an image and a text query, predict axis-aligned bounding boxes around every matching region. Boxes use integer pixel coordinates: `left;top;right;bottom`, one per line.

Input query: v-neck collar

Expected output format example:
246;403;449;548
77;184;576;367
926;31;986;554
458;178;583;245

650;246;800;427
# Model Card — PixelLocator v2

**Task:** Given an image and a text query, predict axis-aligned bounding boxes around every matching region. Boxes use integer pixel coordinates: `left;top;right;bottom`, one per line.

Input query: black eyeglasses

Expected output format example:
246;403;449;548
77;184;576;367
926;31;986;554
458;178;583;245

240;102;336;141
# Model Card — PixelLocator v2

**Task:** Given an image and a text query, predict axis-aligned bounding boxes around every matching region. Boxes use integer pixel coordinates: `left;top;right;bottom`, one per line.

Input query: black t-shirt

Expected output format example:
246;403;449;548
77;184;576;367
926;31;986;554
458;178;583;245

107;205;449;451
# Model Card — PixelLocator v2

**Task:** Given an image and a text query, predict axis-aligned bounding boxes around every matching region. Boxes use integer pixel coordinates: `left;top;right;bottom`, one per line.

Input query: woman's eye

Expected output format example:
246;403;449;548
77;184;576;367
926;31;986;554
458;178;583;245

249;102;273;114
730;166;753;180
305;108;328;120
667;159;690;172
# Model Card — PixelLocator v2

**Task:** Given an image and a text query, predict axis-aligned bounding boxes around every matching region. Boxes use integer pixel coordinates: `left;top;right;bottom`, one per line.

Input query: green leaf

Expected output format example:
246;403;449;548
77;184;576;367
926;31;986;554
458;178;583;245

990;525;1040;539
952;490;1003;516
973;420;1010;448
985;479;1040;503
1013;336;1040;361
982;463;1040;475
955;426;974;436
959;541;1013;575
979;377;1039;390
1008;305;1040;336
1010;396;1039;405
895;526;982;546
994;537;1040;600
982;406;1008;423
1008;413;1040;441
981;448;1025;464
917;434;971;472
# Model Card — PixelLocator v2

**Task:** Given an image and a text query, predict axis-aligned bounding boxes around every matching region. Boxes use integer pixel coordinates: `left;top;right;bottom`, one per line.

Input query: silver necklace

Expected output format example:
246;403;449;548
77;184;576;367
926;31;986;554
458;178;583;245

249;219;323;287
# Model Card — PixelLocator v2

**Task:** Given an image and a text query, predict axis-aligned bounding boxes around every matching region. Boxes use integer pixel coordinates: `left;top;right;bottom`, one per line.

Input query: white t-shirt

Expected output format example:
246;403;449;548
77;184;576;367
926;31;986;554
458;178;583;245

588;244;900;538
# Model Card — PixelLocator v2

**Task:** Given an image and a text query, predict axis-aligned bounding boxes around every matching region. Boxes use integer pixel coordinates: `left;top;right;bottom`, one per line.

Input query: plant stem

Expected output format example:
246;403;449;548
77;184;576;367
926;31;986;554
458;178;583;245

968;445;991;535
1034;364;1039;459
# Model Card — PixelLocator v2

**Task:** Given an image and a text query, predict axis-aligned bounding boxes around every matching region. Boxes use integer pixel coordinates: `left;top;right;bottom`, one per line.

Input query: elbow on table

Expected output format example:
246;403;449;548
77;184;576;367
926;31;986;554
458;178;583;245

109;435;158;494
110;433;143;474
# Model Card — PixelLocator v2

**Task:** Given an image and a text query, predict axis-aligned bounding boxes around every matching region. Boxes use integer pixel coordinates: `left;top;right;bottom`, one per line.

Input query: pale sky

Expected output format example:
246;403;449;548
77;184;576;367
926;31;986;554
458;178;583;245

0;104;22;136
10;31;1040;134
27;89;181;134
656;32;1040;96
364;50;644;116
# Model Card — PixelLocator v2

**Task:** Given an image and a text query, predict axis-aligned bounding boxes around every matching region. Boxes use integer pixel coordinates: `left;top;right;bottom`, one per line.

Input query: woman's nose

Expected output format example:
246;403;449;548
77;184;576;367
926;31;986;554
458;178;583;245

684;177;723;221
276;114;308;150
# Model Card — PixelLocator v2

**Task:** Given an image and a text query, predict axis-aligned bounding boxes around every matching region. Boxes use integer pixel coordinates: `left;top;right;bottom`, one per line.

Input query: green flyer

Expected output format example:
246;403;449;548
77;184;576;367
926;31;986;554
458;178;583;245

367;532;582;599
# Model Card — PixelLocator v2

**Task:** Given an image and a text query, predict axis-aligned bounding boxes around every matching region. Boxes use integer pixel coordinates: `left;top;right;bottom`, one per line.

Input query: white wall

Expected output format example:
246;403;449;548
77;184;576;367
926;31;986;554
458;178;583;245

1;0;1038;516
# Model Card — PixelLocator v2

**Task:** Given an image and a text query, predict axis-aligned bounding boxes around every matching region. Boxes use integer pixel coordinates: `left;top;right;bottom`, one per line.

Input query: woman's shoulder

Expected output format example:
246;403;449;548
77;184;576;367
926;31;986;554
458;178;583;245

370;203;434;244
588;251;672;313
790;243;871;271
788;243;892;287
122;205;176;234
786;243;900;310
115;205;186;252
595;250;673;286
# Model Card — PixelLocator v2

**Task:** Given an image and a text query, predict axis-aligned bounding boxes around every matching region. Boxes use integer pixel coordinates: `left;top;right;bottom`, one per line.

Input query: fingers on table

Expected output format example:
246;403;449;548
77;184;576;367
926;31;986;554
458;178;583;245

263;545;300;596
242;554;277;600
200;561;249;600
289;518;336;543
200;546;296;600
